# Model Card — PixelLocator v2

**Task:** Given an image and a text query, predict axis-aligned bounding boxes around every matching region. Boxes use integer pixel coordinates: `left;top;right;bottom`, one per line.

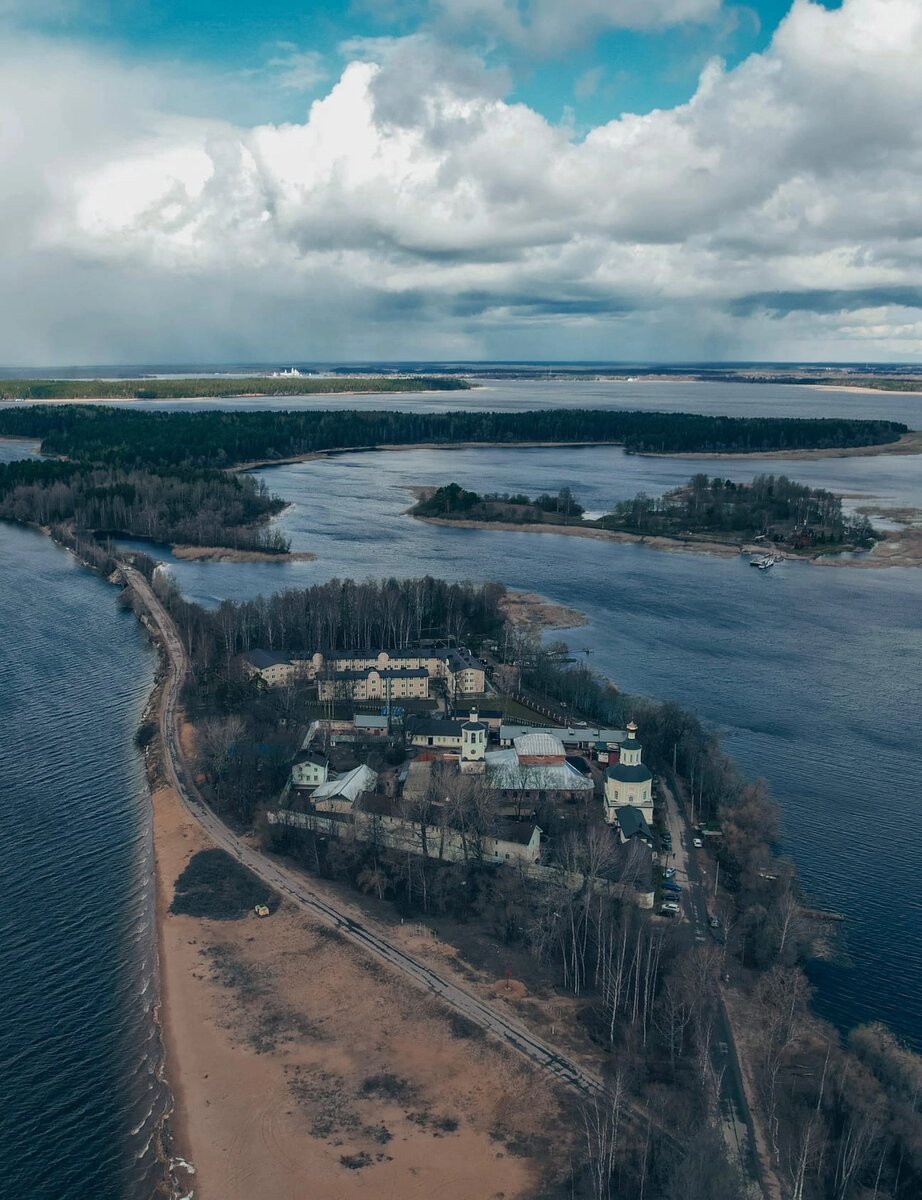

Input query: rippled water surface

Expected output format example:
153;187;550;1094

0;522;162;1200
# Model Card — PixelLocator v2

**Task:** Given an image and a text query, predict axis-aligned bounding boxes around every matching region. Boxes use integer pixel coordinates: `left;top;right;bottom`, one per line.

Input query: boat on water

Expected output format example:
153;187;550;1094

751;553;776;569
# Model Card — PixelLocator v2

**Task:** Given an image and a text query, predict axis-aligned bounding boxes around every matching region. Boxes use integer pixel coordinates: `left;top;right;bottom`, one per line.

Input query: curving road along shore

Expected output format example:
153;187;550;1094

121;564;609;1104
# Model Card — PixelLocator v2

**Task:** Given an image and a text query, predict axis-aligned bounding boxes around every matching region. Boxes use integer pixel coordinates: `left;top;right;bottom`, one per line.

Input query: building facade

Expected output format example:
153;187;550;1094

317;667;429;702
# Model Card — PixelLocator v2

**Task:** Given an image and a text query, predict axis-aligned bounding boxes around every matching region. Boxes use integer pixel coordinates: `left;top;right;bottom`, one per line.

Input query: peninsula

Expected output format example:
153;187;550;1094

0;374;470;401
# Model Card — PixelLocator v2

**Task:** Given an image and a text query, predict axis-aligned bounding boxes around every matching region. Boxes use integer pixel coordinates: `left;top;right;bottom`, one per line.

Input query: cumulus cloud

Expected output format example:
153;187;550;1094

2;0;922;362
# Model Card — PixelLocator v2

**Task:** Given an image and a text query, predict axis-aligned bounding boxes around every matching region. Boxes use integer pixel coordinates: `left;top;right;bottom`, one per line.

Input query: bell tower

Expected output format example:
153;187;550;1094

460;708;487;774
620;720;643;767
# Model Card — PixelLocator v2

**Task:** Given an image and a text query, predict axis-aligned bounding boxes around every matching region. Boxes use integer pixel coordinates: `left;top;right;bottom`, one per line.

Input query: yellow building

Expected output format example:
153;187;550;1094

603;722;653;826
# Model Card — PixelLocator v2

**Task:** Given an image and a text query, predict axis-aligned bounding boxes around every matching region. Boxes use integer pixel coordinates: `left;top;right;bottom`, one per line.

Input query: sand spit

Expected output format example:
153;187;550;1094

170;545;316;563
152;782;573;1200
414;514;922;569
805;384;922;397
499;590;588;631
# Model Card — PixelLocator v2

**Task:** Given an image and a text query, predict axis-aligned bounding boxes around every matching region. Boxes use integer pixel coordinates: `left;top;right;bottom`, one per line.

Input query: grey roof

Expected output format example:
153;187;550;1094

500;722;626;745
244;649;291;669
606;763;653;784
515;731;565;758
313;764;378;804
616;807;653;839
485;750;594;792
406;717;465;738
462;720;486;731
354;714;388;729
495;822;540;846
293;751;328;767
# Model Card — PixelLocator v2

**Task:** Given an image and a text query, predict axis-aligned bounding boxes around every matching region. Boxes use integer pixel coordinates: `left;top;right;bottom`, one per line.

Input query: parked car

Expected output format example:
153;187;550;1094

664;867;677;879
692;836;703;848
660;901;681;914
662;881;683;894
708;915;721;929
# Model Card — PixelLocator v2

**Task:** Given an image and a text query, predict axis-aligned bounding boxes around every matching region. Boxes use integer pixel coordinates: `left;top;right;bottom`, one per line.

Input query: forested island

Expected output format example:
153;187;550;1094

0;375;469;401
412;475;880;556
601;474;878;550
0;404;908;465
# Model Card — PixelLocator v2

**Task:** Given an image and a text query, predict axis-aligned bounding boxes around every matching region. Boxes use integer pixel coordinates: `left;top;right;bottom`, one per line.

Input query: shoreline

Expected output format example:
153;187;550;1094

170;545;316;563
238;432;922;473
232;439;628;472
413;514;922;568
643;429;922;460
0;385;473;406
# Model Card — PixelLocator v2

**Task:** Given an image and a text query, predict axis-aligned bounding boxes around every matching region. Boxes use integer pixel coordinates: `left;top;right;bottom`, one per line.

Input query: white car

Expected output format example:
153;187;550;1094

660;901;681;914
692;836;703;848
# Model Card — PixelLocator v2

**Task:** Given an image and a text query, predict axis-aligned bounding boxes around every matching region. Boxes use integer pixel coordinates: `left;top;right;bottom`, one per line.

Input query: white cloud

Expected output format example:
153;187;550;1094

264;45;328;93
2;0;922;362
360;0;722;56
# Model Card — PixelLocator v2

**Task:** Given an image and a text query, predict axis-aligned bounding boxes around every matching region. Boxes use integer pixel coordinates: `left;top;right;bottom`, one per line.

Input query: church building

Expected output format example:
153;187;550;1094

603;721;653;826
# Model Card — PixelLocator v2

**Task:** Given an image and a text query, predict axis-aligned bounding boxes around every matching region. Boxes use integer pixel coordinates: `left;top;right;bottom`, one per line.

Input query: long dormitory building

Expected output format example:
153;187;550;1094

241;646;486;699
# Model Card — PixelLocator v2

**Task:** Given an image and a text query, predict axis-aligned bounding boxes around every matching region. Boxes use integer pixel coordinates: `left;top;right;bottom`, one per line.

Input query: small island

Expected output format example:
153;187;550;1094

411;475;883;560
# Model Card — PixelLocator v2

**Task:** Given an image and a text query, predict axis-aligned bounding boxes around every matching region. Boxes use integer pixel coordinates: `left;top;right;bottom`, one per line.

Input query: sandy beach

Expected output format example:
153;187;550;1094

152;779;575;1200
499;590;588;630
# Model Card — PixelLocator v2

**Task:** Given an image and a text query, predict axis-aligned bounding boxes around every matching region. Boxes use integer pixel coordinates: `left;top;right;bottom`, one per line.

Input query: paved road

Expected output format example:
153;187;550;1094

123;565;610;1104
660;775;763;1189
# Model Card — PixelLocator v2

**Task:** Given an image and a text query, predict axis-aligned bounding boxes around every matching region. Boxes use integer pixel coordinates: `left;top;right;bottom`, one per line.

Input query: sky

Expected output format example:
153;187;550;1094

1;0;921;365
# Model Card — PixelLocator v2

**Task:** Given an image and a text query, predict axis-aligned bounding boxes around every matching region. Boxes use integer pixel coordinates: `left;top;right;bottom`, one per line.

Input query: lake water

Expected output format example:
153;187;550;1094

4;376;922;426
1;380;921;1199
0;522;164;1200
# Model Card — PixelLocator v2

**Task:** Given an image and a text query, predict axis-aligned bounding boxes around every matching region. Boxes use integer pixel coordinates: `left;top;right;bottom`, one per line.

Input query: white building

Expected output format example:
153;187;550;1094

290;751;330;790
603;722;653;826
485;731;594;800
460;710;488;774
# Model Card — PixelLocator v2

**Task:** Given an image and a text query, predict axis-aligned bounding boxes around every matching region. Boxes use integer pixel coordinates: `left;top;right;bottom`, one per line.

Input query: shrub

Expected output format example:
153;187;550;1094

170;848;280;919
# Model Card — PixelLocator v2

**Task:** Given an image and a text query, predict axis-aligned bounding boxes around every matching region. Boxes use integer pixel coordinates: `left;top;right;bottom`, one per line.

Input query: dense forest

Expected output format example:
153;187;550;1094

0;405;906;467
154;574;506;681
413;481;585;524
0;458;288;551
602;473;877;548
0;375;469;400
